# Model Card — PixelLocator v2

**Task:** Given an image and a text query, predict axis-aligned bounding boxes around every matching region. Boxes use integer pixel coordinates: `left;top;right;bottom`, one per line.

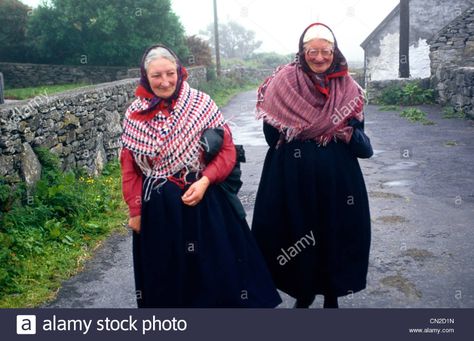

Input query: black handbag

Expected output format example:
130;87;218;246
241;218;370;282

200;128;247;219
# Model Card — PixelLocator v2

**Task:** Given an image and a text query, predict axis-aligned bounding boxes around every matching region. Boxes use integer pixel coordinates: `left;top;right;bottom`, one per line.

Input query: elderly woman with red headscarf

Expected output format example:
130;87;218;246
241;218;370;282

252;23;373;309
120;45;281;308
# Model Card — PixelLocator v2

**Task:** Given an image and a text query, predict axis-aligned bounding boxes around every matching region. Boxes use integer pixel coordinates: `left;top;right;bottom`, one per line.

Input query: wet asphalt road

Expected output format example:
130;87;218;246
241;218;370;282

45;90;474;309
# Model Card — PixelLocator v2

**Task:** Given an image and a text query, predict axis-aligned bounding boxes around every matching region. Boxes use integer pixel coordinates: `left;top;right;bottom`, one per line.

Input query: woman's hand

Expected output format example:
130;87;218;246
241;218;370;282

182;176;210;206
128;215;141;234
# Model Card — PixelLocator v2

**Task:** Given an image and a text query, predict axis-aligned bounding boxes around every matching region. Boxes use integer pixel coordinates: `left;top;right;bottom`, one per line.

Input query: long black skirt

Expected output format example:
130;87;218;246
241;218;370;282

133;179;282;308
252;139;371;300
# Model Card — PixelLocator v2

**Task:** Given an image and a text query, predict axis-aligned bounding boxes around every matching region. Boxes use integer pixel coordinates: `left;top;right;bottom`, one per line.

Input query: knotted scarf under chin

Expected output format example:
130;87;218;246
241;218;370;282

256;62;365;146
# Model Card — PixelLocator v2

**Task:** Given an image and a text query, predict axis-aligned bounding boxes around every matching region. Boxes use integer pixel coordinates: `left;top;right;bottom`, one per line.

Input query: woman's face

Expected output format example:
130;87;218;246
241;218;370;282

304;39;334;74
146;57;178;98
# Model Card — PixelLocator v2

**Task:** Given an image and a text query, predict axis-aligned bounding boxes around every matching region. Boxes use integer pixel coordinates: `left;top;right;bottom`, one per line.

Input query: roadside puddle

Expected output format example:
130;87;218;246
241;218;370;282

402;248;435;262
382;180;415;188
384;161;418;171
380;273;422;298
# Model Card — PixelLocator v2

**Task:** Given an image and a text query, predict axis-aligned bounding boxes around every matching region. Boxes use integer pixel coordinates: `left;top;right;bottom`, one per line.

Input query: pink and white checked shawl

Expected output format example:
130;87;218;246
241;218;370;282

256;62;365;146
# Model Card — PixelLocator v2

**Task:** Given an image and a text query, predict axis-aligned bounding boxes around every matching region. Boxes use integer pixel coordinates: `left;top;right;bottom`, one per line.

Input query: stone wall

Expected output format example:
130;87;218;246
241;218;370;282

0;62;131;89
430;7;474;119
0;62;208;91
188;66;207;88
0;79;137;182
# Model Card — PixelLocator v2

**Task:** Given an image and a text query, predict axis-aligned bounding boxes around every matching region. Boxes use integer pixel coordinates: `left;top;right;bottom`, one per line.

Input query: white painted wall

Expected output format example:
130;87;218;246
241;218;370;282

367;34;431;80
367;33;399;80
409;38;431;79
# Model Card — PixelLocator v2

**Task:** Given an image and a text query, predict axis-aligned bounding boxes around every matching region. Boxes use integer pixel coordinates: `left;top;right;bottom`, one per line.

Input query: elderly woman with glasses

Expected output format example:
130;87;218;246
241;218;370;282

252;23;373;309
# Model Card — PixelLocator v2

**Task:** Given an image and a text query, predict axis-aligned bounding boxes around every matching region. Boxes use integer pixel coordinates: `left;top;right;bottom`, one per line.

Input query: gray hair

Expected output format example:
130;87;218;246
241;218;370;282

144;47;177;71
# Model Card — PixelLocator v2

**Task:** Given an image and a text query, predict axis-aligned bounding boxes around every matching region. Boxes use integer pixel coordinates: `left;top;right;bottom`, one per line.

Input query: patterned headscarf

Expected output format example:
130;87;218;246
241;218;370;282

131;44;189;121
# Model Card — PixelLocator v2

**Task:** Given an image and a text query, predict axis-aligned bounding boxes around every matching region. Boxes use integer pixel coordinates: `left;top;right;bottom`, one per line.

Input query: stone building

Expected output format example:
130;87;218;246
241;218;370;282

360;0;473;82
430;7;474;118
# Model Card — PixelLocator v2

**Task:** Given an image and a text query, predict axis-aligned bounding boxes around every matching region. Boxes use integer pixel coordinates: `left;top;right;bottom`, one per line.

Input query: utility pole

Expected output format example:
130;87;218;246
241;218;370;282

0;72;4;105
213;0;222;77
399;0;410;78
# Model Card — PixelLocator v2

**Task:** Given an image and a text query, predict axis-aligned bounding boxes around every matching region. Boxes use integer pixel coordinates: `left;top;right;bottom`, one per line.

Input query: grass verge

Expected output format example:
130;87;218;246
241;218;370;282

0;152;127;308
442;106;466;119
400;108;435;125
4;83;90;100
378;105;401;112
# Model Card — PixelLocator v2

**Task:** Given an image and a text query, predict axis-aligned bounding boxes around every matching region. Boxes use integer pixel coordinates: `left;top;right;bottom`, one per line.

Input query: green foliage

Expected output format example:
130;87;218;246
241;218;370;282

400;108;435;125
0;0;30;62
206;66;217;82
379;83;435;106
400;107;425;121
442;106;466;119
0;150;126;306
444;140;458;147
0;176;23;213
378;105;401;112
186;35;213;68
0;178;14;212
221;58;257;69
25;0;188;66
379;86;403;105
34;147;61;173
220;53;291;70
0;230;18;291
401;83;435;105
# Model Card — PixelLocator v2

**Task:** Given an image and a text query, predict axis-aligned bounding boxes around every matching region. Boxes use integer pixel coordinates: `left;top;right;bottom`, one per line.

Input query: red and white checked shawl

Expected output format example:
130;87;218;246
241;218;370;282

121;81;225;200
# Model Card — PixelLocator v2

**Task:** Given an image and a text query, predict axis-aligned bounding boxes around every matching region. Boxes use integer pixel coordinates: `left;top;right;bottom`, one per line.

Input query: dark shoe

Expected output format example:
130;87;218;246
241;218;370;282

293;296;315;308
323;295;338;309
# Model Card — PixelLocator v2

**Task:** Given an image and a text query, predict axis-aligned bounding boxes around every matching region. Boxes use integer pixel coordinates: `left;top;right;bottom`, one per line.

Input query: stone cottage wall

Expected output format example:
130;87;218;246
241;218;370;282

430;7;474;119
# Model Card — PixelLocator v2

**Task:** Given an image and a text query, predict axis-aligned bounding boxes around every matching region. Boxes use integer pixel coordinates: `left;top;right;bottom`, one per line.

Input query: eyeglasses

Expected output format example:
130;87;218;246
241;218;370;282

305;48;334;58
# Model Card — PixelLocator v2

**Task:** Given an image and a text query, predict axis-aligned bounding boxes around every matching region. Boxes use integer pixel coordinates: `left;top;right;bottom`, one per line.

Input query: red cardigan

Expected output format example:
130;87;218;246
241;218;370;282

120;125;237;217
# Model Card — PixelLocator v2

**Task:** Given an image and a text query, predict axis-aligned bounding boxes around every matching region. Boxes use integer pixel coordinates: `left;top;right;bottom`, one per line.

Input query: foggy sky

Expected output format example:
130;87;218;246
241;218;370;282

20;0;401;61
